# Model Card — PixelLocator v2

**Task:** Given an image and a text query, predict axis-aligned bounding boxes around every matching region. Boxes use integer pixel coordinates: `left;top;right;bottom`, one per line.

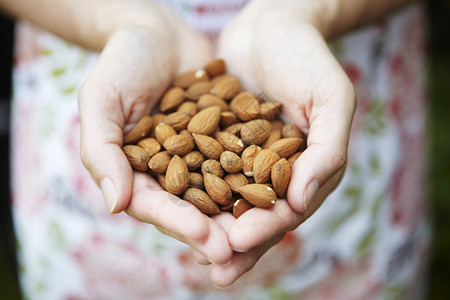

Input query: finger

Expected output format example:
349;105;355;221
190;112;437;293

126;172;232;265
192;251;211;265
210;233;285;288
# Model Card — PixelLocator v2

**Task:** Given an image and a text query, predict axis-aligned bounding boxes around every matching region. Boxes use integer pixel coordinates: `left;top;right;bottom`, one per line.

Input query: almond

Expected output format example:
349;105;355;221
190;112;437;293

165;155;189;195
220;151;243;173
197;94;229;111
154;123;177;145
183;188;220;215
271;158;291;197
123;145;150;172
224;173;248;193
259;102;282;120
230;91;261;121
288;152;302;167
163;135;195;156
123;116;153;144
137;138;161;157
160;87;185;112
188;172;204;190
241;119;272;145
157;174;166;191
281;124;304;139
173;69;209;88
261;129;282;149
182;151;205;171
223;123;243;137
220;198;237;212
177;101;198;117
163;112;191;131
187;106;221;135
271;119;286;131
193;134;223;159
233;198;254;218
201;159;225;178
148;151;172;173
150;113;166;137
184;81;214;100
212;75;240;99
241;145;262;177
204;58;226;76
220;111;238;127
238;184;277;208
215;132;245;154
253;149;280;183
203;173;232;205
268;138;303;158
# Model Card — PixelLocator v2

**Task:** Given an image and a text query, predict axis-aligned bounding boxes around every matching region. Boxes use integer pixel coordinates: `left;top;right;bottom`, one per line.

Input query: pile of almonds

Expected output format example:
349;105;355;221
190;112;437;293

122;59;305;218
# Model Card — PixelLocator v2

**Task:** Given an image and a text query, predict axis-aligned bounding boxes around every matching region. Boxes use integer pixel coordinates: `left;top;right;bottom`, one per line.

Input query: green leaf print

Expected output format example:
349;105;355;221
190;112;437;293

48;220;65;250
267;284;294;300
61;86;76;94
364;99;387;135
40;48;52;56
51;67;66;77
356;226;376;255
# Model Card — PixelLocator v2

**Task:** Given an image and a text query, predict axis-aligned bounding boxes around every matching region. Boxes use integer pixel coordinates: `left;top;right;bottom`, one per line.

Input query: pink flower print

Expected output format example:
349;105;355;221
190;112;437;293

13;23;41;67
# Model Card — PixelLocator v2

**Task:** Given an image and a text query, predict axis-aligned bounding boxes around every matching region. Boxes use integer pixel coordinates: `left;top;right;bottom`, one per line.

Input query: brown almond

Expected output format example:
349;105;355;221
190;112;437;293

261;129;282;149
201;159;225;178
163;112;191;131
230;91;261;121
177;101;198;117
137;138;161;157
267;138;302;158
221;198;237;212
157;174;166;191
223;123;244;137
212;75;240;99
204;58;226;76
163;135;195;156
123;116;153;144
241;145;262;177
224;173;248;194
173;69;209;88
215;132;245;154
154;123;177;145
193;134;223;159
150;113;166;137
233;198;254;218
238;184;277;208
187;106;221;135
271;158;291;198
281;124;304;139
197;94;229;111
188;172;204;190
253;149;280;183
160;87;185;112
123;145;150;172
220;151;243;173
183;188;220;215
148;151;172;173
179;129;192;136
241;119;272;145
184;81;214;101
220;111;238;127
203;173;232;205
182;151;205;171
259;102;282;120
288;152;302;167
165;155;189;195
271;119;286;131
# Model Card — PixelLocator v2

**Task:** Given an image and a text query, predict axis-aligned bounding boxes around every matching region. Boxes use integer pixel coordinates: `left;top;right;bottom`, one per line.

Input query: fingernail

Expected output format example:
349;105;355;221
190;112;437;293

231;247;247;253
303;180;319;211
101;177;117;213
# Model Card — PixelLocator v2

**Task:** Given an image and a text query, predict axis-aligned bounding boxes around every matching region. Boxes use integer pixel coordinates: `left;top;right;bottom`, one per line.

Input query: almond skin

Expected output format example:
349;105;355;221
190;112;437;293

163;112;192;131
187;106;222;135
165;155;189;195
241;145;262;177
137;138;161;157
233;198;254;218
224;173;248;193
271;158;291;198
197;94;229;112
188;172;204;189
215;132;245;154
220;111;238;127
193;134;224;160
212;75;240;99
223;123;243;137
183;188;221;215
281;124;304;139
238;184;277;208
259;102;282;120
271;119;286;131
288;152;302;167
203;173;232;205
204;58;226;76
157;174;166;191
184;81;214;101
268;138;303;158
163;135;195;156
148;151;172;173
123;116;153;144
160;87;185;112
154;123;177;145
150;113;166;137
230;91;261;121
173;69;209;88
201;159;225;178
123;145;150;172
241;119;272;145
262;129;282;149
182;151;205;171
253;149;280;183
177;101;198;117
220;151;243;173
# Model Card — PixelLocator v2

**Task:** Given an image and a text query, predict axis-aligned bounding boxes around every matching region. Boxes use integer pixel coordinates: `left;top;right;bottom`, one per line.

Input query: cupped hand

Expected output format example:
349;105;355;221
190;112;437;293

205;0;357;286
78;2;232;265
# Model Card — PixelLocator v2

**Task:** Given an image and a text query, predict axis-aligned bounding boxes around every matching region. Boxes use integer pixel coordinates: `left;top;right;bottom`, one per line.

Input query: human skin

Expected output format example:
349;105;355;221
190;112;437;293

0;0;415;288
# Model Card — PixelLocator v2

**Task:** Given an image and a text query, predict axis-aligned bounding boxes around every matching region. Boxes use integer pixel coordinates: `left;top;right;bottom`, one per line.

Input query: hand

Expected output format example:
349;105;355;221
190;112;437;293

202;0;356;286
78;2;232;265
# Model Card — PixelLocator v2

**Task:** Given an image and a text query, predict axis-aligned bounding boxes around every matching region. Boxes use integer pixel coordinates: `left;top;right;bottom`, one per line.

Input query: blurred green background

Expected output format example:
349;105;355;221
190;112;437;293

1;0;450;299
